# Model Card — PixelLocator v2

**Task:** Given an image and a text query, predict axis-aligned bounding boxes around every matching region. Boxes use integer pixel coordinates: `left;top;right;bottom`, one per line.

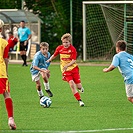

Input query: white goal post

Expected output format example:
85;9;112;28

82;1;133;61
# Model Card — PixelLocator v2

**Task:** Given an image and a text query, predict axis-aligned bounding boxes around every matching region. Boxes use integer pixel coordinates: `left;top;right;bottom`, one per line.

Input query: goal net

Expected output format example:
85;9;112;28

83;1;133;61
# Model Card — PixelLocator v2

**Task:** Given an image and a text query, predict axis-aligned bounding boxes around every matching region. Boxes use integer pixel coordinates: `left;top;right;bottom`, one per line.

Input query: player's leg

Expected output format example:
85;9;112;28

20;42;28;66
23;43;28;66
41;71;53;97
73;67;84;93
68;80;84;106
125;84;133;104
32;73;44;99
3;92;16;130
22;50;27;66
36;80;44;99
20;42;25;66
0;78;16;130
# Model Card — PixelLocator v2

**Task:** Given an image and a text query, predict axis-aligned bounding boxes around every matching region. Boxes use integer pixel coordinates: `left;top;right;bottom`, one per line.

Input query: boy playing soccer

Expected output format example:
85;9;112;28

47;33;84;107
30;42;53;100
0;19;16;130
103;40;133;104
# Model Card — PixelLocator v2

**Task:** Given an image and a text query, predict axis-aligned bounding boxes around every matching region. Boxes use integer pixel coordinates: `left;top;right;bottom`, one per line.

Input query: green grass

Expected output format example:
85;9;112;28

0;64;133;133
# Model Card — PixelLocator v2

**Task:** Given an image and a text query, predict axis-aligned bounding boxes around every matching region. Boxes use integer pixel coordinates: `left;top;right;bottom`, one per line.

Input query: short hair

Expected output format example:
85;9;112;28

40;42;49;48
116;40;127;51
61;33;72;43
20;20;25;23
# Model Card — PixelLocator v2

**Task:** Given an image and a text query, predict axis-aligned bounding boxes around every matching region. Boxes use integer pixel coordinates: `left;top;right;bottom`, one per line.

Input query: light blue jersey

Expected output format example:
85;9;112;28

30;51;51;75
111;51;133;84
18;27;31;42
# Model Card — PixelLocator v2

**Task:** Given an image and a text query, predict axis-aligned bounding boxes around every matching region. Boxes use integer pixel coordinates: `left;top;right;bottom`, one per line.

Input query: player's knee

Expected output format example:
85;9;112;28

127;97;133;103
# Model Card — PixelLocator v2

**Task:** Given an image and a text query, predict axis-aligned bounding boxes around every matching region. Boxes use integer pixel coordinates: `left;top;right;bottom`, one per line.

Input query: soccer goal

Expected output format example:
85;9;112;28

83;1;133;61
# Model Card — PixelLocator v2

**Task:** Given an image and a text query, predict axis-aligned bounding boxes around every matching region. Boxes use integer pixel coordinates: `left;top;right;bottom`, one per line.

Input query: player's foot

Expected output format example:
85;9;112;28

8;117;16;130
40;95;44;99
45;90;53;97
22;63;28;66
79;100;84;107
79;87;84;93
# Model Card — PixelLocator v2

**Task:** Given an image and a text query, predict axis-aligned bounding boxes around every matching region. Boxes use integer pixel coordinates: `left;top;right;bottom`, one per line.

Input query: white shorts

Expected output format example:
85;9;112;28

32;72;41;82
125;84;133;97
31;68;46;82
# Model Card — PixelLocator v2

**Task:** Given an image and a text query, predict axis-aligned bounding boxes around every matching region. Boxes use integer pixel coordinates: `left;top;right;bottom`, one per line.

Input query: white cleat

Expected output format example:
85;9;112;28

8;117;16;130
79;100;85;107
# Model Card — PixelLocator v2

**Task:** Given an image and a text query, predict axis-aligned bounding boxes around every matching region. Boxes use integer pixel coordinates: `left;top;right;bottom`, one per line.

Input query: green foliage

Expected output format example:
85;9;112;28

0;0;21;9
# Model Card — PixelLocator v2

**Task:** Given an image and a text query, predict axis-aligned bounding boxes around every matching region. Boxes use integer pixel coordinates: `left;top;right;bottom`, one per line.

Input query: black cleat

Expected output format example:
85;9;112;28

40;95;44;99
45;90;53;97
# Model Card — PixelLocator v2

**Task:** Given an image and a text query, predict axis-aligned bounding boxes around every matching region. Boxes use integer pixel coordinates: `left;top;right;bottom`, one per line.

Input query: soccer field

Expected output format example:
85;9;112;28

0;64;133;133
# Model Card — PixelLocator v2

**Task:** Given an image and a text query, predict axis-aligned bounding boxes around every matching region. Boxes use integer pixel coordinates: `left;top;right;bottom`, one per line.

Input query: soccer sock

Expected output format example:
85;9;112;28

74;92;81;101
5;98;13;118
21;55;24;61
43;82;50;90
23;55;27;64
37;90;44;97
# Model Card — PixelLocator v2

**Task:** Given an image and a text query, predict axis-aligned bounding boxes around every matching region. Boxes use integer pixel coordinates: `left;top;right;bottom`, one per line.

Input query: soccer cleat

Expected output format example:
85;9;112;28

40;95;44;99
79;100;85;107
45;90;53;97
79;87;84;93
8;117;16;130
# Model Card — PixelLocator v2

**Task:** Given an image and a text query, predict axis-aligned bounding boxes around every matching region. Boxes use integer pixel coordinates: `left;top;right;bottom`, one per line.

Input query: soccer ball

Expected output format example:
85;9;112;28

40;96;52;108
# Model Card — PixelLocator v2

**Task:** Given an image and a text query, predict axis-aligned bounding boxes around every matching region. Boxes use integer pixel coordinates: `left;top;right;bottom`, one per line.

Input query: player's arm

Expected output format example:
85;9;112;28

3;45;9;74
33;66;49;73
63;59;76;72
46;55;57;63
103;65;116;72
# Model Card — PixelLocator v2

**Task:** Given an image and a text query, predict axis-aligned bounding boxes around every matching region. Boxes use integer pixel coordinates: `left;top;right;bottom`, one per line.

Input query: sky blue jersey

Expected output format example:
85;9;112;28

18;27;31;42
30;51;51;75
111;51;133;84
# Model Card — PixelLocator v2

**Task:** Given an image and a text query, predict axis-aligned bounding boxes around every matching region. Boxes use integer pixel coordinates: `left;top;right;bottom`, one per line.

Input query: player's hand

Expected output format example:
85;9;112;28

103;68;108;72
24;40;28;46
46;59;51;63
63;66;68;72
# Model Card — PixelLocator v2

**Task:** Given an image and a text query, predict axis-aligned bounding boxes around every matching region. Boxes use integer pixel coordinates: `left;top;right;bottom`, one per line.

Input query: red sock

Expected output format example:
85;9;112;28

74;92;81;101
5;98;13;118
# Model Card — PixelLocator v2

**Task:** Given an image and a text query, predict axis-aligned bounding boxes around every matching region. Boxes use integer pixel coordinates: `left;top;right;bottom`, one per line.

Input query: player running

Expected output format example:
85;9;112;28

103;40;133;104
0;19;16;130
30;42;53;101
47;33;85;107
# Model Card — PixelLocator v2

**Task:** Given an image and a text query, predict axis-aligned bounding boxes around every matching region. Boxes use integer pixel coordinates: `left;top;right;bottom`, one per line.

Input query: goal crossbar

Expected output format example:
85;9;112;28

83;1;133;4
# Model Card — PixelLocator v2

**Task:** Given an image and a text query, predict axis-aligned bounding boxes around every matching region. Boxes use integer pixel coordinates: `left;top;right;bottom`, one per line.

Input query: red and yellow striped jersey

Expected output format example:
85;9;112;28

53;44;78;73
0;38;9;78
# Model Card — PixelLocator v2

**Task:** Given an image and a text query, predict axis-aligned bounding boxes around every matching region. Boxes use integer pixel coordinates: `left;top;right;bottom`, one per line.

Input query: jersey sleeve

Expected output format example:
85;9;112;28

111;54;119;67
27;28;31;35
53;46;60;57
70;46;77;60
3;44;9;58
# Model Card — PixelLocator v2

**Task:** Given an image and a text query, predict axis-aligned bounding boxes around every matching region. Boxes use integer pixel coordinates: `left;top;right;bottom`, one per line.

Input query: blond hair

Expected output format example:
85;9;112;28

40;42;49;48
61;33;72;43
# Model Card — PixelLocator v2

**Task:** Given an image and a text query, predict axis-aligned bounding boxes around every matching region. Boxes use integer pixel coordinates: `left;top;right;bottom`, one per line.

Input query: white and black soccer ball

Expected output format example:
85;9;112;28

40;96;52;108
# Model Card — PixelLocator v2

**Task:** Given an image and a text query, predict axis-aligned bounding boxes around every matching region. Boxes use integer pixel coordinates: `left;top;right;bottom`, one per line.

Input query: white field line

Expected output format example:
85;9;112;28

1;128;133;133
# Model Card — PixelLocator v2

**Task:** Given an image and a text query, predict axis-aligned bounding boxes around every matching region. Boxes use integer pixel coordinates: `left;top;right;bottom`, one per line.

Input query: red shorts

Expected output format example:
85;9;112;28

62;66;81;84
0;78;10;94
